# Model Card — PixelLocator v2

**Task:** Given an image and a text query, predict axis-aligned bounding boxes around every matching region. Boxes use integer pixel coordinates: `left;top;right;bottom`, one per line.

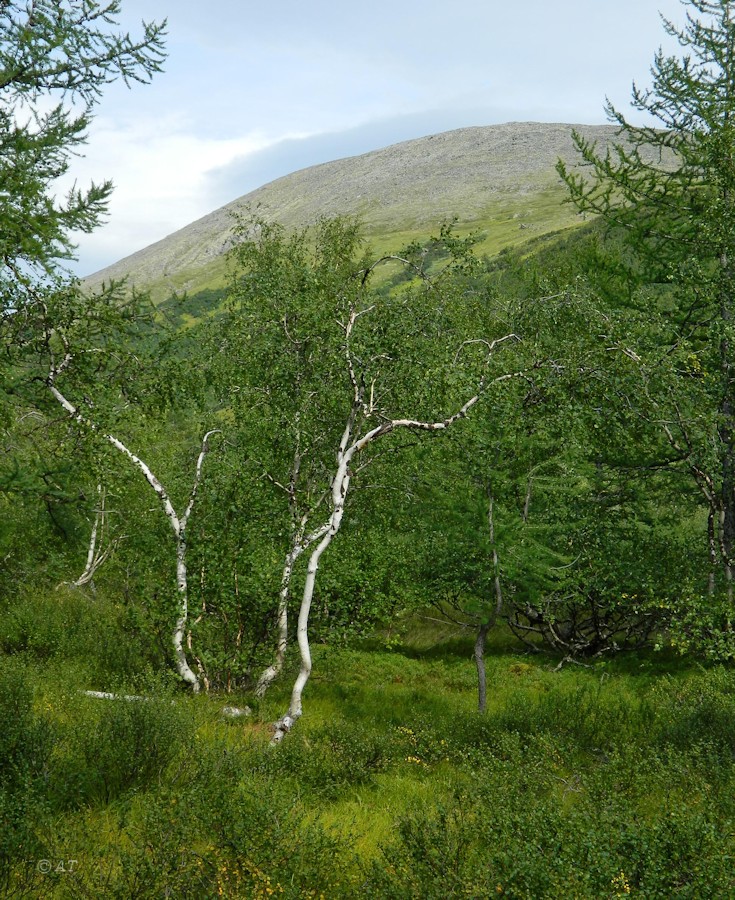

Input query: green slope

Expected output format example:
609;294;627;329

83;122;616;302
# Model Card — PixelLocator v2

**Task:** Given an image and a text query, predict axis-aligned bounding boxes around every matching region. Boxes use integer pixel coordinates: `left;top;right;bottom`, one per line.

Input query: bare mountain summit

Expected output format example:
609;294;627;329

84;122;618;297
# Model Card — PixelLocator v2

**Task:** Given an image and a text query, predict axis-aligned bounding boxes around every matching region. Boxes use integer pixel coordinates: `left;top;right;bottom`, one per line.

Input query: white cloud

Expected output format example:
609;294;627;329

61;114;308;274
59;0;688;276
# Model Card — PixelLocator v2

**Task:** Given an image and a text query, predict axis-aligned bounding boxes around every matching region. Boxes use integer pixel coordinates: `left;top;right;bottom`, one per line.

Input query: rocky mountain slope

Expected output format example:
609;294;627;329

84;122;618;298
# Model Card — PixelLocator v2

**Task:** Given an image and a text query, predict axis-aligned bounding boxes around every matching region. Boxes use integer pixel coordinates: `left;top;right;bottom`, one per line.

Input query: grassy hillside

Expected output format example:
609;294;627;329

82;122;616;302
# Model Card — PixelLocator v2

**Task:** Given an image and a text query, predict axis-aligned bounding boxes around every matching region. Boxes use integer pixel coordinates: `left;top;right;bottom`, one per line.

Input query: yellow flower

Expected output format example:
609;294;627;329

611;870;631;895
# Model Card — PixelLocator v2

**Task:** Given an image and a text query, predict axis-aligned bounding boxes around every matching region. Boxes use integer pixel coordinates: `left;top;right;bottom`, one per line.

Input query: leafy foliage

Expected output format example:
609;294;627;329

558;0;735;600
0;1;166;283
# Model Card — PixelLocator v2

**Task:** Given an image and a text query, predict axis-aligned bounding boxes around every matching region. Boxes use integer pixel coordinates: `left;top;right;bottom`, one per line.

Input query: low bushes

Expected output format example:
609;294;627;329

2;647;735;897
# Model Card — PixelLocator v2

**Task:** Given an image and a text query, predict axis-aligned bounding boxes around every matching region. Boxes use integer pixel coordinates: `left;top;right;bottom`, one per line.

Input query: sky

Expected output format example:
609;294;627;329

61;0;687;277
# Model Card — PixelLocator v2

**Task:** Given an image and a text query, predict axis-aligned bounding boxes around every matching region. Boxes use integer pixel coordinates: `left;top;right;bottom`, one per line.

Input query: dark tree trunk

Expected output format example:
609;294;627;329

720;250;735;598
474;622;490;713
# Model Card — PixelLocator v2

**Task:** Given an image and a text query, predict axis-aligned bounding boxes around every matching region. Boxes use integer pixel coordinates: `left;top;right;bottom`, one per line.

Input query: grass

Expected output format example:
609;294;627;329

122;182;585;306
2;590;735;897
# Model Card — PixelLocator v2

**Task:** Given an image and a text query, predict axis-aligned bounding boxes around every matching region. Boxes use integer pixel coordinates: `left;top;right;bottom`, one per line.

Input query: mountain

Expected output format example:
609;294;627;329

84;122;618;301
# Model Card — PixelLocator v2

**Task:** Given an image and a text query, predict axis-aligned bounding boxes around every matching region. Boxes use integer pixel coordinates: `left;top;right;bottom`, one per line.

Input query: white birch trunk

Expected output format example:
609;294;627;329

270;363;519;741
271;466;349;743
267;329;520;741
255;519;330;698
78;485;103;587
82;690;150;702
46;351;218;692
173;530;199;689
255;543;301;699
82;691;250;718
58;485;109;591
59;485;126;592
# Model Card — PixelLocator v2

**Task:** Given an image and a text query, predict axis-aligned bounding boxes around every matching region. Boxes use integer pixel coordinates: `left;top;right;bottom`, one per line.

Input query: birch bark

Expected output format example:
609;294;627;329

254;519;328;698
46;344;218;690
253;422;330;698
271;338;521;742
57;484;121;591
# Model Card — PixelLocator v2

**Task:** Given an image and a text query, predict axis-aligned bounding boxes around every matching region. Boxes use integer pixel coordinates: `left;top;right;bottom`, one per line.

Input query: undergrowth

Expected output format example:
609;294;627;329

1;593;734;898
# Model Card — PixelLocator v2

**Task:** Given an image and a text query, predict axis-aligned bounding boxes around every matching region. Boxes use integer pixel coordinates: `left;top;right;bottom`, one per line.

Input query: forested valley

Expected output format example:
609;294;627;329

4;1;735;897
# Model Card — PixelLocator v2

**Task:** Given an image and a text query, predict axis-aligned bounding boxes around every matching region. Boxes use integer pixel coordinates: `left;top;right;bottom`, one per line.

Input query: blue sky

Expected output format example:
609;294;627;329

64;0;686;276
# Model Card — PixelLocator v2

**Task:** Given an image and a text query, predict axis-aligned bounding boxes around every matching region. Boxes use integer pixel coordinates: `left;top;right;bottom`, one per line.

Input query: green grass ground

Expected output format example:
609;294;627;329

2;590;735;898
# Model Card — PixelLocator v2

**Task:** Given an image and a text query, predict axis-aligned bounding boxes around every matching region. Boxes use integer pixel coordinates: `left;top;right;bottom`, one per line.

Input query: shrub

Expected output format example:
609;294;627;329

0;589;160;680
51;691;194;807
364;782;735;899
652;667;735;760
0;658;54;888
260;716;392;799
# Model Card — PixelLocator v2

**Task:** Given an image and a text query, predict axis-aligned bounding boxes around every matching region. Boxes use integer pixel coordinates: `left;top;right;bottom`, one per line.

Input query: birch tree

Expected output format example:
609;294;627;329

57;484;122;591
31;286;219;691
210;218;366;695
217;216;526;738
270;357;520;742
0;1;166;582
